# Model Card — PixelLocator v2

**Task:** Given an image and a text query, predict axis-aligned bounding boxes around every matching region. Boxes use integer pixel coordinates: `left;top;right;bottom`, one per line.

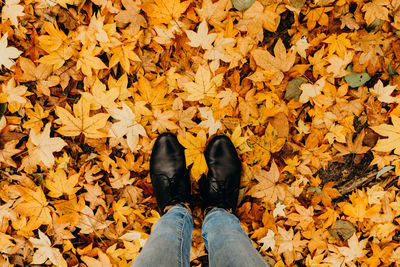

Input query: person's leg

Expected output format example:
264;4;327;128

134;132;193;266
133;205;193;267
202;208;268;267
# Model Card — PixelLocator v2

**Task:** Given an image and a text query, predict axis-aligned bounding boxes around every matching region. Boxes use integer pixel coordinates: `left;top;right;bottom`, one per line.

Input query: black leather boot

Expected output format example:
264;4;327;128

200;135;241;214
150;132;191;214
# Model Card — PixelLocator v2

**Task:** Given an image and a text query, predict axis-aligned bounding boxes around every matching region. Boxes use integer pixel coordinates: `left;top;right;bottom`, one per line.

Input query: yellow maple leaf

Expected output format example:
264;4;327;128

112;199;132;224
29;230;67;267
340;191;381;223
333;129;370;156
108;102;147;152
1;77;27;113
326;124;348;144
304;7;333;30
371;115;400;155
198;107;222;136
0;33;22;69
326;52;353;77
323;33;353;58
311;182;341;207
185;20;217;50
369;80;398;104
238;89;259;123
183;65;224;103
82;250;112;267
363;243;396;267
75;205;111;234
55;98;109;138
109;37;141;73
81;79;119;110
151;109;178;133
303;228;330;254
299;77;325;103
0;232;14;251
177;130;207;181
38;22;68;53
141;0;190;25
53;196;85;226
276;227;307;264
229;125;251;154
37;22;74;70
135;76;169;113
45;168;81;198
318;207;339;229
174;106;197;129
76;45;107;77
24;123;67;169
23;103;50;133
305;254;329;267
337;233;367;263
14;186;52;233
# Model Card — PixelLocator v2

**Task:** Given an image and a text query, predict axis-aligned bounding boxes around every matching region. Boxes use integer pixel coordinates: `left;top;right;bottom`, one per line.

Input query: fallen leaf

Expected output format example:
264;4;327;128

55;98;109;138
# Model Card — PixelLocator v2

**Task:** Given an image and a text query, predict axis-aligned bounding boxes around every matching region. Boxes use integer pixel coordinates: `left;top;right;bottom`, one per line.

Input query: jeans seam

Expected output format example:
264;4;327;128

178;212;185;267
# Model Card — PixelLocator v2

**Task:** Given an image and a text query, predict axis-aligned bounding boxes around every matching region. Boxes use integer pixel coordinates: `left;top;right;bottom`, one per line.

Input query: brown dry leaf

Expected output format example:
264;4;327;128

115;0;146;34
236;1;280;36
311;182;341;207
287;204;314;229
250;39;296;85
333;129;370;156
75;205;112;234
248;161;286;204
0;140;21;167
246;124;285;167
196;0;232;27
365;96;387;126
362;0;389;25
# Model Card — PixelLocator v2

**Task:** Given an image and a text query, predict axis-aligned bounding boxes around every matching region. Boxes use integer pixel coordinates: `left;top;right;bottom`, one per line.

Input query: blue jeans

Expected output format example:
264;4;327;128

132;205;268;267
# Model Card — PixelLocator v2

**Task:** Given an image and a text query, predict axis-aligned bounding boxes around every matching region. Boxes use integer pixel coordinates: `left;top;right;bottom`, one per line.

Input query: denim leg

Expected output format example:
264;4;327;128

202;208;269;267
133;205;193;267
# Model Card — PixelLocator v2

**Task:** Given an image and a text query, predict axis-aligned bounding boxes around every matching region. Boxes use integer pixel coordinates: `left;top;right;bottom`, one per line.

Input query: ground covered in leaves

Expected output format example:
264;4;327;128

1;0;400;265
